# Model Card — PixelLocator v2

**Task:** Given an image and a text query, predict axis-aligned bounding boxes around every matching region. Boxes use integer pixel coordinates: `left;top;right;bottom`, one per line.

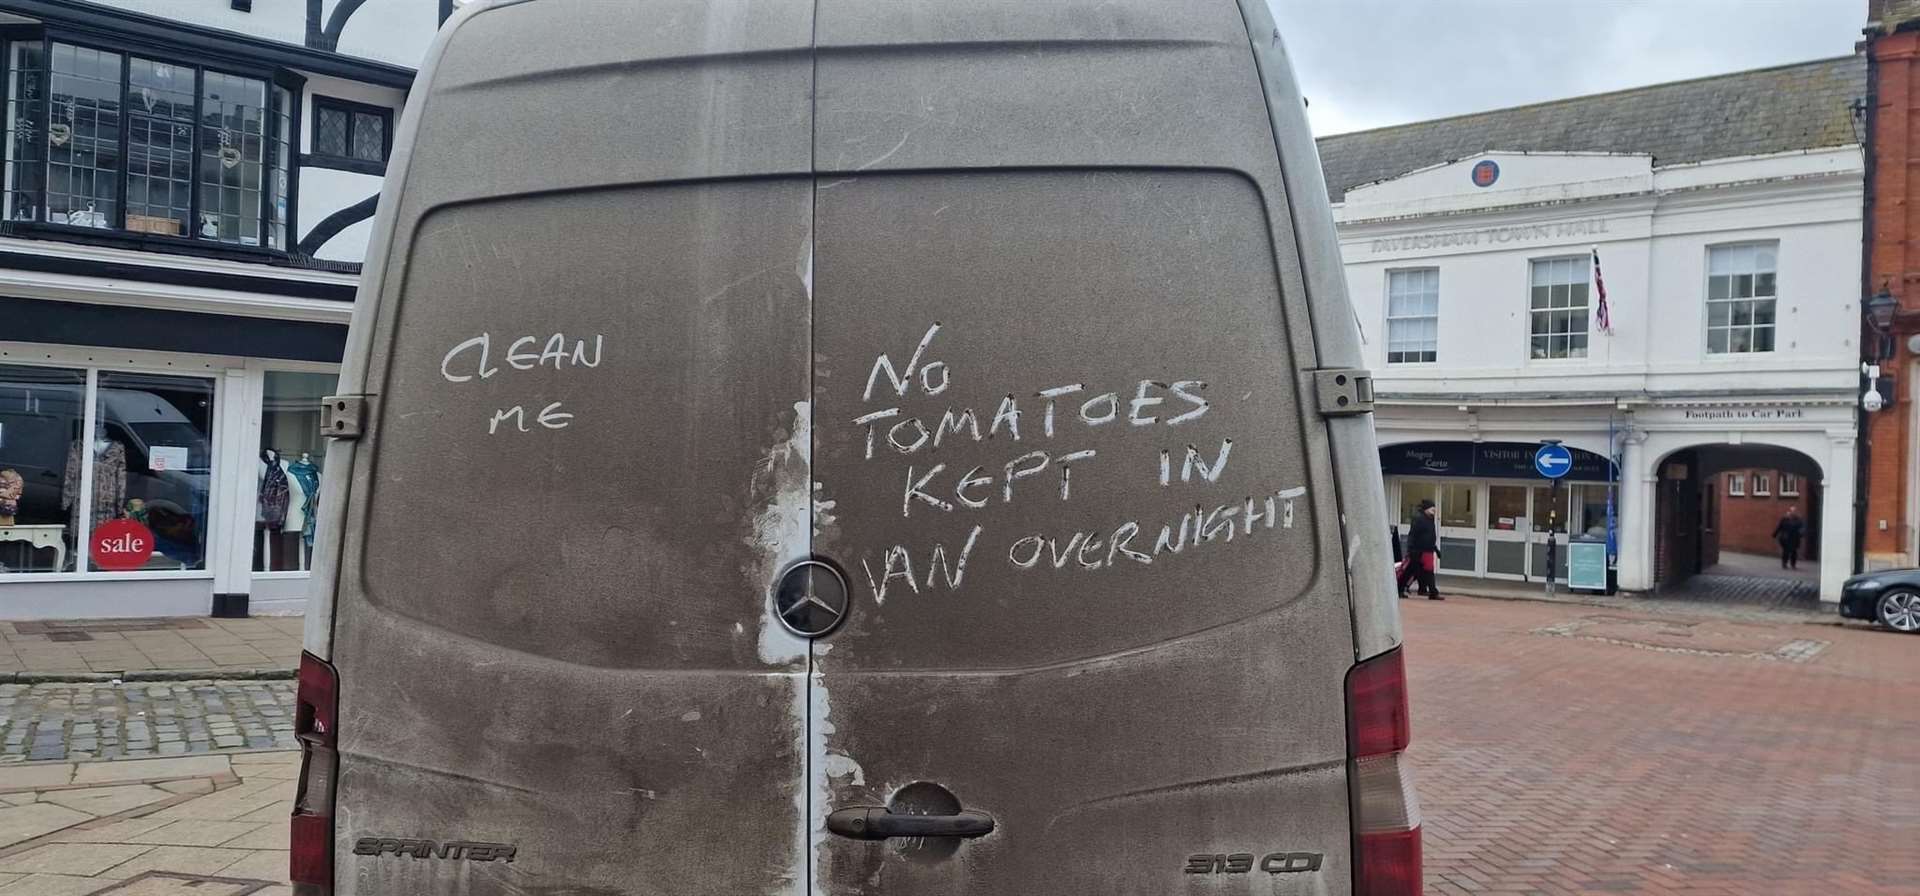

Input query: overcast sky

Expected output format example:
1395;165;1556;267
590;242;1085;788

1268;0;1865;137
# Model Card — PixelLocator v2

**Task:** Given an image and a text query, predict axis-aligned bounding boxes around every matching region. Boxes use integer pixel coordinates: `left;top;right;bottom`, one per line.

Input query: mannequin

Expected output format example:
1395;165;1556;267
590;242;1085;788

258;449;289;529
62;429;127;533
285;453;320;549
0;468;21;526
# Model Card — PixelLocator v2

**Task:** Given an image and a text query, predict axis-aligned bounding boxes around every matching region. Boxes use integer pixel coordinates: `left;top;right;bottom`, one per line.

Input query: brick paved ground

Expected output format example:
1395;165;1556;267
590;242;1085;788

1408;596;1920;895
0;682;296;763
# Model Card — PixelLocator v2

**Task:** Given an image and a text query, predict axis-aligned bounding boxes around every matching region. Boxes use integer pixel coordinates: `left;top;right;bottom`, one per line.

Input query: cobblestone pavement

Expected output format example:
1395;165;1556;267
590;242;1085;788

1656;571;1821;613
1409;596;1920;895
1435;573;1831;625
0;682;296;763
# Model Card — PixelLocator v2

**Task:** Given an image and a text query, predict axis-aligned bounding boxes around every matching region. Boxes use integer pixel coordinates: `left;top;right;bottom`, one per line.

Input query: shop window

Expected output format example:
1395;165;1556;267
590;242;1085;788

255;371;336;573
1781;473;1800;497
1575;484;1611;537
2;39;293;250
1396;480;1437;529
0;364;86;573
1386;268;1438;364
95;372;213;571
1528;256;1589;360
1440;482;1475;528
1488;484;1528;531
1706;243;1777;354
1753;473;1771;497
311;96;390;166
43;44;121;230
1727;472;1746;496
0;364;213;575
1530;484;1569;533
125;57;194;237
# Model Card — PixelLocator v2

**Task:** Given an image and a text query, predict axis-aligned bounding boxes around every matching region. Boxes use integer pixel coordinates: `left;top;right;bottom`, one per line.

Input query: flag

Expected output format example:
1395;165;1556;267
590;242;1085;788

1591;246;1612;334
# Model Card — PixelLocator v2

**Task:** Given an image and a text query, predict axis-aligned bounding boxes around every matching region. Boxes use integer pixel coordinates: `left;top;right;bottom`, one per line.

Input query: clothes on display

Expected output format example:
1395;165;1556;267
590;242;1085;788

286;454;320;547
258;450;290;529
62;438;127;532
0;469;21;524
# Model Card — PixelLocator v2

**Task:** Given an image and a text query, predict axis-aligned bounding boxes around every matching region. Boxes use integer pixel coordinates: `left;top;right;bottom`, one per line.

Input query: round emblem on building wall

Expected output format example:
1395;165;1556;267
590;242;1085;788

1471;159;1500;187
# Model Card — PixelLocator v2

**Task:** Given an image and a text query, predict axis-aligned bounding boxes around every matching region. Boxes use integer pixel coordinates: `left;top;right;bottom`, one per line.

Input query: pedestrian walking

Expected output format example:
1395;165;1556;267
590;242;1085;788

1773;506;1806;570
1396;499;1444;600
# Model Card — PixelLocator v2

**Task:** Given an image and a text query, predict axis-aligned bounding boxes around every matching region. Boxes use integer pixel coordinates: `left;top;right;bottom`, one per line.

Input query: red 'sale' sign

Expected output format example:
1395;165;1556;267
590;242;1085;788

90;518;154;571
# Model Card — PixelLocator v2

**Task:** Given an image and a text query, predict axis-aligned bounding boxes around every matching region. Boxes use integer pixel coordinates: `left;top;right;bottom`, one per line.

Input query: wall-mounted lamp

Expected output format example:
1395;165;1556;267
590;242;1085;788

1868;287;1899;361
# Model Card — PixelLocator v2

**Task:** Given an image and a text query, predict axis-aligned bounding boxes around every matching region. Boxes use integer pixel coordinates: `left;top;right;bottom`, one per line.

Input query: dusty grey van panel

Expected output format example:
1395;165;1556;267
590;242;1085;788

397;0;812;206
331;180;815;895
811;170;1355;893
322;2;821;892
1236;0;1402;660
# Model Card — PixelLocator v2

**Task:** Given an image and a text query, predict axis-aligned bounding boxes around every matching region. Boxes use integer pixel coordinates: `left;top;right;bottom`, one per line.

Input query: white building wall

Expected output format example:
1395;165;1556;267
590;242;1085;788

297;169;383;262
333;0;443;67
1338;149;1864;600
102;0;306;45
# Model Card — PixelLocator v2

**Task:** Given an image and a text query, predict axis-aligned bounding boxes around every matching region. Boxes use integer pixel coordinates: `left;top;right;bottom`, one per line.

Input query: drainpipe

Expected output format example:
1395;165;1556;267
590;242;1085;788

1857;34;1880;576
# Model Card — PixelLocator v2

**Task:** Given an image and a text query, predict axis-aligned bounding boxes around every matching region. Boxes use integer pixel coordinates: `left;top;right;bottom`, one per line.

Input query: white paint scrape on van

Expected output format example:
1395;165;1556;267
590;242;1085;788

753;400;815;666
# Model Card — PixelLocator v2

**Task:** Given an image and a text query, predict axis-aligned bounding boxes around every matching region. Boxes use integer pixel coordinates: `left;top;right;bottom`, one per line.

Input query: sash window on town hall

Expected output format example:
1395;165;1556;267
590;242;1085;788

1707;243;1777;354
1386;268;1439;364
0;38;293;250
1529;256;1590;359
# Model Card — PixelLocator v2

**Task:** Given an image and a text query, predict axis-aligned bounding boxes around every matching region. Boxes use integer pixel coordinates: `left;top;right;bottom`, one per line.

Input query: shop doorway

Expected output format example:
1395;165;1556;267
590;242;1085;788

1382;439;1619;584
1653;444;1821;597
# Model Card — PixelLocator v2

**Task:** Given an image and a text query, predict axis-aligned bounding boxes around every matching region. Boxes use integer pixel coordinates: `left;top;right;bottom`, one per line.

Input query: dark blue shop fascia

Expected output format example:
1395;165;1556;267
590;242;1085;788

0;296;345;363
1380;441;1615;481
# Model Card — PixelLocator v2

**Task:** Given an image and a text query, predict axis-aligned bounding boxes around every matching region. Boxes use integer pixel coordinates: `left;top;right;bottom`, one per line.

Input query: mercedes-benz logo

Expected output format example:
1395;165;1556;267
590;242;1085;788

773;559;850;639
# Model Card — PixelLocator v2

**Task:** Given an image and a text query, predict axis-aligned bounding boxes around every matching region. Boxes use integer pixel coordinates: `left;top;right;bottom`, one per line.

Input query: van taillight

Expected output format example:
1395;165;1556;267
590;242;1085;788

292;652;339;896
1347;648;1421;895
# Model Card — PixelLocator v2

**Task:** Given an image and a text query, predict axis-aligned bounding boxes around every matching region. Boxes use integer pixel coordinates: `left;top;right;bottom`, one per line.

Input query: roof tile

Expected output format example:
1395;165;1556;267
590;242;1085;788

1314;56;1866;202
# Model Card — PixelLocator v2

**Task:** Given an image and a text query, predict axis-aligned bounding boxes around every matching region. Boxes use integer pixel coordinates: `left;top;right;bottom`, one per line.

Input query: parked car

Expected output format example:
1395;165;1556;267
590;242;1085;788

1840;569;1920;633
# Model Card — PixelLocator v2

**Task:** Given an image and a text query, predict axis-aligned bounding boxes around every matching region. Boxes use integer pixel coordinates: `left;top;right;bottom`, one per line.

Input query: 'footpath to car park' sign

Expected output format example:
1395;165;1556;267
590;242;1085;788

1680;408;1806;421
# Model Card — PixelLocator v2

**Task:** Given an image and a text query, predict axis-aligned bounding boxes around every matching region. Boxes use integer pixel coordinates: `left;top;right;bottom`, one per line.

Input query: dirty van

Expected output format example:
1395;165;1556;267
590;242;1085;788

294;0;1416;894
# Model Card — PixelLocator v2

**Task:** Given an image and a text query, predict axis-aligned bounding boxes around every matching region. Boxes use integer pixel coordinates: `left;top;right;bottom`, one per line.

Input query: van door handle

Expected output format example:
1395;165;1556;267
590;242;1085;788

826;807;995;840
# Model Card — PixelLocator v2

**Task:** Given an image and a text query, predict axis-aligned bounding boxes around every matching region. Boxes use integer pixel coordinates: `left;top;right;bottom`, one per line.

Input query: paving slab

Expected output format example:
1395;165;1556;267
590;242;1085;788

0;749;294;890
0;618;302;680
0;803;90;848
71;756;230;787
0;842;154;876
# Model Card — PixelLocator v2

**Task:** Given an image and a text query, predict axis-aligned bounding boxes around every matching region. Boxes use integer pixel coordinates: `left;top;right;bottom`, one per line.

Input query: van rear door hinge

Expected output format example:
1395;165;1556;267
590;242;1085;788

321;395;369;440
1313;369;1374;417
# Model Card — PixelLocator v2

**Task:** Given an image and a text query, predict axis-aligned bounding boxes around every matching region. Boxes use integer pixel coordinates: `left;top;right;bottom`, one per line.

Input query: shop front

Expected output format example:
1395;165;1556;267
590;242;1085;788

0;338;338;619
1381;441;1616;583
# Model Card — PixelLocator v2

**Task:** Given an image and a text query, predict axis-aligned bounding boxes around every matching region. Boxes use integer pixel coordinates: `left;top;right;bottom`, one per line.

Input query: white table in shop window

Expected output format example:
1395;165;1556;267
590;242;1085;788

0;525;66;572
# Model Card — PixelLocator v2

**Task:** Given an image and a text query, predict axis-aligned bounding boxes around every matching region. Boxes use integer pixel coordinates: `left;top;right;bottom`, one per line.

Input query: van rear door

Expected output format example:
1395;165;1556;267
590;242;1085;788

320;2;819;893
807;2;1358;892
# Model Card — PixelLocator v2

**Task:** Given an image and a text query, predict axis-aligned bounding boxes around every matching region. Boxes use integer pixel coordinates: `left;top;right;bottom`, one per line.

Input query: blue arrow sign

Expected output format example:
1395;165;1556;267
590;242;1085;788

1534;443;1573;479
